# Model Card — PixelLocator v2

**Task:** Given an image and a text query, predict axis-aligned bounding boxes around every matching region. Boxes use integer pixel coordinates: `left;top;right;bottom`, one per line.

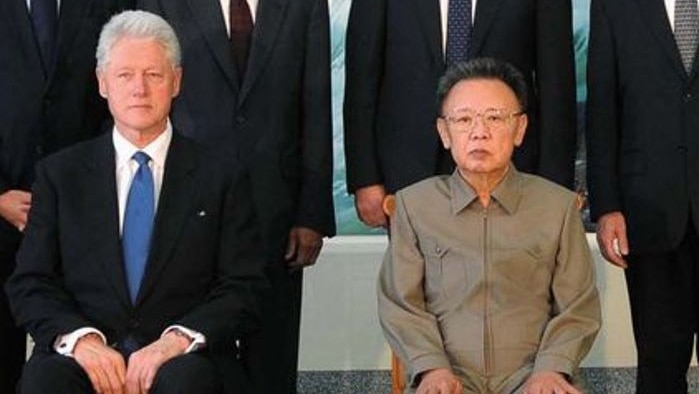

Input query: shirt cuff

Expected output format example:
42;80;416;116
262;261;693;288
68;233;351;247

54;327;107;357
162;325;206;353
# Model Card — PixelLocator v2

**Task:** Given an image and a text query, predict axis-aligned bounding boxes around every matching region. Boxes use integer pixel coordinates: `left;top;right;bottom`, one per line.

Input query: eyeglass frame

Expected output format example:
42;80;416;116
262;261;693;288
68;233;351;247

439;108;526;133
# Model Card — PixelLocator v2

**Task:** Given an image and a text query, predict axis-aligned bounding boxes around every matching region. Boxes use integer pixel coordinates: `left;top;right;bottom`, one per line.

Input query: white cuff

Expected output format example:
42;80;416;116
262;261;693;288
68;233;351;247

54;327;107;357
162;325;206;353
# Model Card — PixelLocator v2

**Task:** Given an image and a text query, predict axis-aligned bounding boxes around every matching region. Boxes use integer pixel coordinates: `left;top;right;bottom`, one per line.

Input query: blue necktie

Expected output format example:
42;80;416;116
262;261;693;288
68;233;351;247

30;0;58;73
446;0;473;66
122;152;155;302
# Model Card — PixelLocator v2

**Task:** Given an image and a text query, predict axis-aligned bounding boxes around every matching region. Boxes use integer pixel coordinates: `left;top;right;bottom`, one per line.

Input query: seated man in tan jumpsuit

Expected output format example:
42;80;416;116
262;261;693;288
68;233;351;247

378;58;601;394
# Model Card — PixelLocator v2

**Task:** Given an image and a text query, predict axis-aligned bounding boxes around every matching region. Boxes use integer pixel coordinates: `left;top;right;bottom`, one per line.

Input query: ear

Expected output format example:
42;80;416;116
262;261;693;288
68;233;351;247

96;69;108;98
172;66;183;98
436;118;452;149
513;113;528;147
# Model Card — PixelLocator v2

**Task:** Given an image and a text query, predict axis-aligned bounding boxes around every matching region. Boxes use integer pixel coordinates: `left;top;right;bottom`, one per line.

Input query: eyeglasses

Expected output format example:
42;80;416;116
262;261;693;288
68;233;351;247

440;108;524;133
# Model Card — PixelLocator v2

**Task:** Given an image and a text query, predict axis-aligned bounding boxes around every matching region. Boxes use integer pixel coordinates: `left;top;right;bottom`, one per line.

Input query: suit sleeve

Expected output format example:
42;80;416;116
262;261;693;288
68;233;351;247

535;0;577;189
5;161;93;351
293;0;336;236
177;170;268;348
377;192;451;386
585;0;621;220
342;0;387;193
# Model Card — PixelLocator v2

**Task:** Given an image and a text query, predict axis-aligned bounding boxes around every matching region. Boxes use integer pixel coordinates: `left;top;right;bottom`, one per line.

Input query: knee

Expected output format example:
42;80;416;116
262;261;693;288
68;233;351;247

21;353;91;394
151;354;221;394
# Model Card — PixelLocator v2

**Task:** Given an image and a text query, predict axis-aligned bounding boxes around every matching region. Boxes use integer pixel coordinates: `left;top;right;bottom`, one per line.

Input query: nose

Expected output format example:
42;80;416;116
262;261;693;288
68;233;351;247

131;73;148;96
469;116;490;139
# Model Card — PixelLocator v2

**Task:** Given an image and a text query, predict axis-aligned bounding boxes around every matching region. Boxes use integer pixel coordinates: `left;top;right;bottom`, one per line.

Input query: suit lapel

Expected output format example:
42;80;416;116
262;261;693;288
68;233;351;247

410;0;443;67
85;135;132;307
7;0;44;78
471;0;506;55
184;0;241;91
238;0;287;103
638;0;686;77
135;133;199;305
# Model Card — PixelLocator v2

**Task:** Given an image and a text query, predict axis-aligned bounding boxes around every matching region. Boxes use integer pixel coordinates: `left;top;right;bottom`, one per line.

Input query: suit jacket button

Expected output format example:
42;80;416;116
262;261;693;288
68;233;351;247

129;319;139;329
684;93;692;102
236;115;246;124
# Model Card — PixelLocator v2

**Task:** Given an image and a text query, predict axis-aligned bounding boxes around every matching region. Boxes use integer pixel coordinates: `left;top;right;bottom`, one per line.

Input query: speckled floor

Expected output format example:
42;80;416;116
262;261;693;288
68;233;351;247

297;368;699;393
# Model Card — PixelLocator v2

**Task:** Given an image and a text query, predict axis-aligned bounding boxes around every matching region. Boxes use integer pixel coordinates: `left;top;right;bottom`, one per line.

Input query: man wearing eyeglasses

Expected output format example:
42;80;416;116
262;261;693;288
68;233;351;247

378;58;600;394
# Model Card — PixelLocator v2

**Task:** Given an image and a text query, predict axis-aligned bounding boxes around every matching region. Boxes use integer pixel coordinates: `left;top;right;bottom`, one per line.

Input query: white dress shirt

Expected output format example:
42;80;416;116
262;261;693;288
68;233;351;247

55;122;205;356
439;0;478;54
219;0;258;36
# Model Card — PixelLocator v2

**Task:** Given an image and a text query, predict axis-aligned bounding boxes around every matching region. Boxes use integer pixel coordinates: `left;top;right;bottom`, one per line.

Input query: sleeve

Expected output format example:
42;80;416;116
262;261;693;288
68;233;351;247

585;0;622;220
5;161;95;351
533;197;601;375
293;0;336;236
377;192;451;386
176;170;268;349
342;0;387;193
534;0;578;189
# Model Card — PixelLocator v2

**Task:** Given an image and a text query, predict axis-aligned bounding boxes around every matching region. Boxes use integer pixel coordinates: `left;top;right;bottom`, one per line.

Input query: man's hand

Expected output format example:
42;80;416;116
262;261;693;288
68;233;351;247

354;184;388;228
521;371;580;394
416;368;463;394
285;227;323;270
0;190;31;231
124;332;190;394
73;333;127;394
596;211;629;268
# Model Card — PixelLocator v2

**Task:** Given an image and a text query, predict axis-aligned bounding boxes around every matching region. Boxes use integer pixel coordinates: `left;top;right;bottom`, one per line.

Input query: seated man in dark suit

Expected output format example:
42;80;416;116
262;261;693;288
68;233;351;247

5;10;266;394
378;58;600;394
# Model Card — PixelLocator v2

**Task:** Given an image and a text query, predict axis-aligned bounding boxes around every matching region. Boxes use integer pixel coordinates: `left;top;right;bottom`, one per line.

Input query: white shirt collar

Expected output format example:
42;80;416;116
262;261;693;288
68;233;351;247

113;121;173;171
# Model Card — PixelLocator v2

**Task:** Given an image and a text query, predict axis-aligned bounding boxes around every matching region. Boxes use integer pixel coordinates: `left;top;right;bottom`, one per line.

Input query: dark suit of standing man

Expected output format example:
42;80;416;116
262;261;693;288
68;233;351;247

344;0;577;228
587;0;699;392
0;0;132;391
6;10;266;394
135;1;334;392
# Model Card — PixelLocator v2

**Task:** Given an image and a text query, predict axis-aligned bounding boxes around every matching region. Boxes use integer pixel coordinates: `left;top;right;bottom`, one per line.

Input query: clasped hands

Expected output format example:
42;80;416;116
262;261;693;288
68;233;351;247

416;368;580;394
73;331;191;394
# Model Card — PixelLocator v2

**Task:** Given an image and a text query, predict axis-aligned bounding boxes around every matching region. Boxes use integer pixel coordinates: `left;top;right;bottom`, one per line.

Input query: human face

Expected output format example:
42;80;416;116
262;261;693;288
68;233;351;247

436;79;527;182
97;37;181;146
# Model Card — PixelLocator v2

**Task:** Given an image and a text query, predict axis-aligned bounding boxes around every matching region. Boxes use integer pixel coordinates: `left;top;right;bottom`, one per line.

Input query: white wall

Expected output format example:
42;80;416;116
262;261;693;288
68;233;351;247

298;234;641;371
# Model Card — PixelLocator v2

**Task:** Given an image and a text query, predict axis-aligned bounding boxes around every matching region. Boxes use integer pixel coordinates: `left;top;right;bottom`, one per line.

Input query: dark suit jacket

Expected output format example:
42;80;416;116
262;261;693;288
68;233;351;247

137;0;335;251
0;0;132;276
344;0;577;193
586;0;699;254
5;132;266;377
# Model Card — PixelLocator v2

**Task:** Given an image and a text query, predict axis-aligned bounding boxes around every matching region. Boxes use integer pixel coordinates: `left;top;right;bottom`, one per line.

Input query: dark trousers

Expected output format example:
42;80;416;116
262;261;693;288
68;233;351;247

0;228;26;394
20;352;235;394
242;262;303;394
625;223;699;394
0;285;25;394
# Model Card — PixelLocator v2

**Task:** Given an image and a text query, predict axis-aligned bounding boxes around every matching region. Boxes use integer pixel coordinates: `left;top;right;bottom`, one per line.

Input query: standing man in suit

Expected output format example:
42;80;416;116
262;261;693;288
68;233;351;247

344;0;577;228
0;0;132;391
135;1;334;392
6;10;266;394
587;0;699;392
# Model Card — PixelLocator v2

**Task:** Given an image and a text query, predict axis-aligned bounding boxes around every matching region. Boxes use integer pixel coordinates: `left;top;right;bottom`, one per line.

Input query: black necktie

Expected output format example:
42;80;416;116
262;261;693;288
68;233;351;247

446;0;473;66
30;0;58;73
230;0;253;80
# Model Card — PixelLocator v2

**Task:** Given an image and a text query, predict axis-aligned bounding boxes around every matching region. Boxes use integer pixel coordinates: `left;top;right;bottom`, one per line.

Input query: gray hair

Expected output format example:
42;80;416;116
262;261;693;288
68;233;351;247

436;58;528;114
96;10;181;70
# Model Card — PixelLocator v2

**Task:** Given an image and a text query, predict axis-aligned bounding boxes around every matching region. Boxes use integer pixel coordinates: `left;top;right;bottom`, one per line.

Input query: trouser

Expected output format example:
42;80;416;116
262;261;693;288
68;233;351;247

241;261;303;394
625;223;699;394
20;352;236;394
